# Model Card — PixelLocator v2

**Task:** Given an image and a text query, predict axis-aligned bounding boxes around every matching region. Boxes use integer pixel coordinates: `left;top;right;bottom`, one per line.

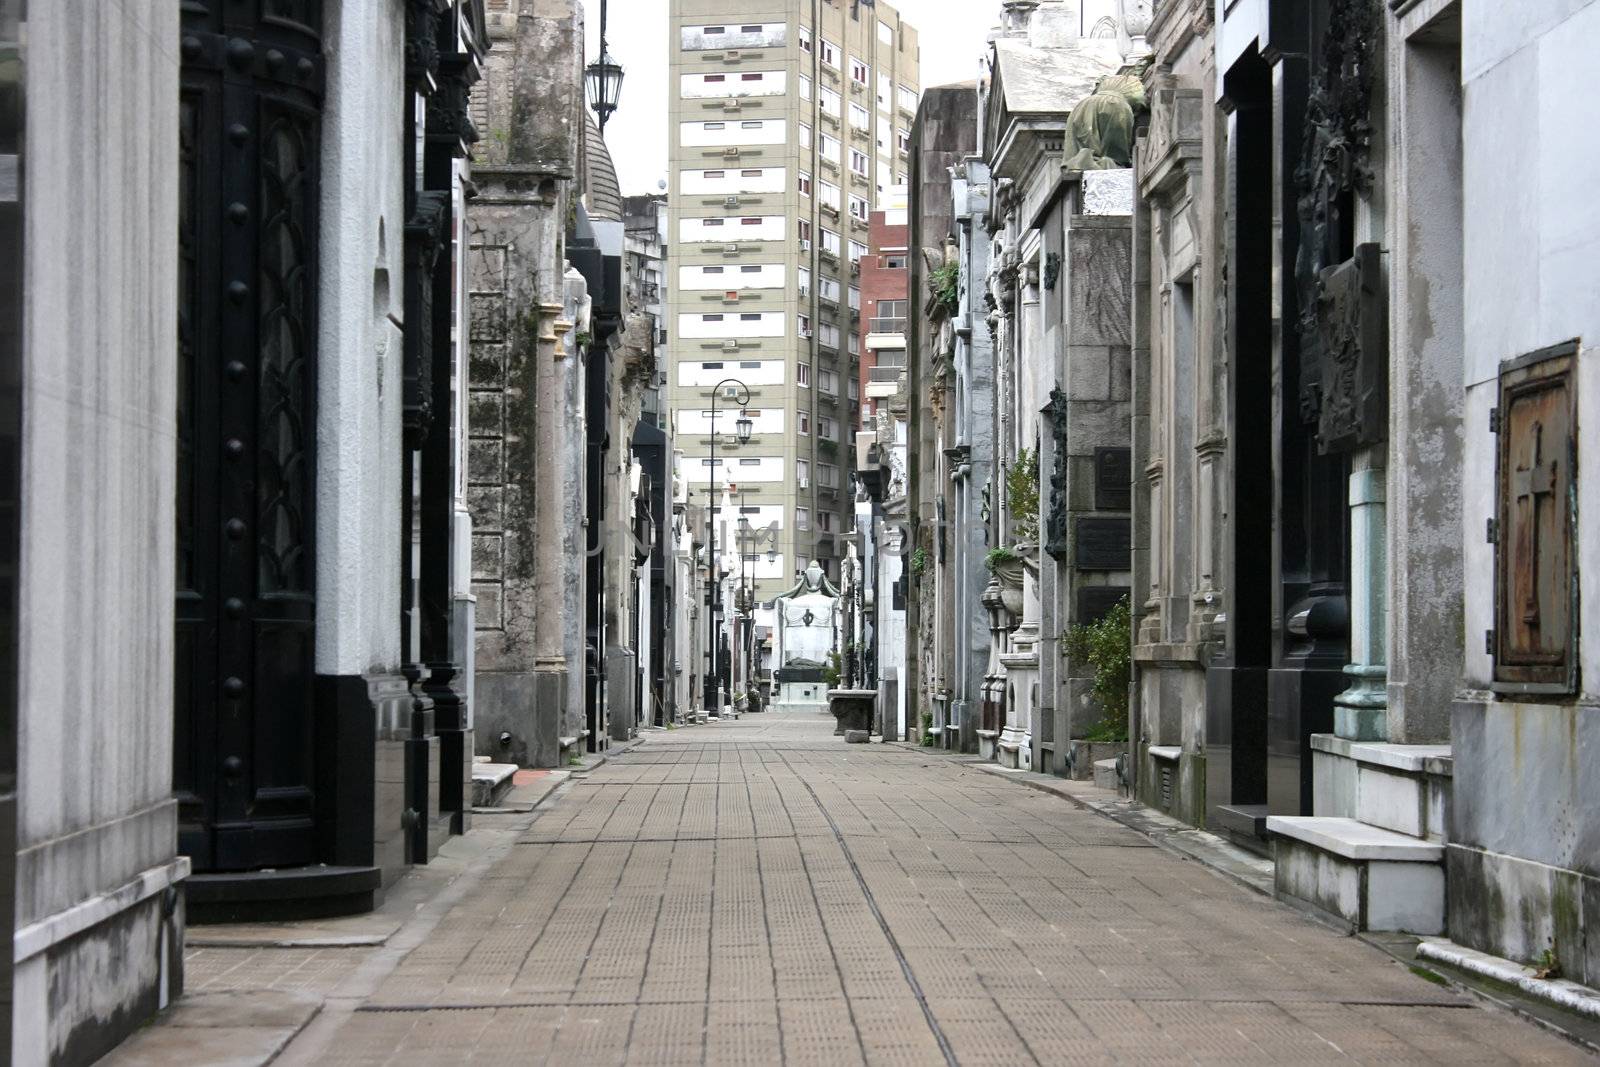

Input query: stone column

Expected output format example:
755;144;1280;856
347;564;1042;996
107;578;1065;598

1333;450;1388;740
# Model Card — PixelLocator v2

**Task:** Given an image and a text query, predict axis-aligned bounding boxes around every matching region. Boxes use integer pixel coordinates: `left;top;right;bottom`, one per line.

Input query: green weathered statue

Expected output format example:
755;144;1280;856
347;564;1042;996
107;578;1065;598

1062;73;1148;171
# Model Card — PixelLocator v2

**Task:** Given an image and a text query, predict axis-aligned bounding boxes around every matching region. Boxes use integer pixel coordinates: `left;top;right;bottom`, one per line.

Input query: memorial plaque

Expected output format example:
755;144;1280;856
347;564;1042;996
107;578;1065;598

1094;447;1133;510
1493;340;1577;694
1077;585;1130;625
1074;516;1130;571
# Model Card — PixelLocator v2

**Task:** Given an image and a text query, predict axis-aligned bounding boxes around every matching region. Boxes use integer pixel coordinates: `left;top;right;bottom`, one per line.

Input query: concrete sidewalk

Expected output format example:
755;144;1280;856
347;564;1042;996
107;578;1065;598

106;712;1590;1064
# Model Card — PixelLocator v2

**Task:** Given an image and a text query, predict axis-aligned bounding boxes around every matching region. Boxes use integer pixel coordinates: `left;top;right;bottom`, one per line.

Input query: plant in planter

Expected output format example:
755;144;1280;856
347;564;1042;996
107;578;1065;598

909;547;929;577
1061;595;1132;742
1006;447;1040;546
823;649;842;688
929;260;960;318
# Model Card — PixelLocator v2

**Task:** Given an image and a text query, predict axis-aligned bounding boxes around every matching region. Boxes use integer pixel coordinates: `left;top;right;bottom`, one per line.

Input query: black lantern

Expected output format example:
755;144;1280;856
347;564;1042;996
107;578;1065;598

585;48;624;132
736;415;754;444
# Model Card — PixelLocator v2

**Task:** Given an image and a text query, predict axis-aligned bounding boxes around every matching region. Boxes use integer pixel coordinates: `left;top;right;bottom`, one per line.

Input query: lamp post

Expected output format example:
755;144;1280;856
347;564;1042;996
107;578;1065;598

704;378;752;716
584;0;625;134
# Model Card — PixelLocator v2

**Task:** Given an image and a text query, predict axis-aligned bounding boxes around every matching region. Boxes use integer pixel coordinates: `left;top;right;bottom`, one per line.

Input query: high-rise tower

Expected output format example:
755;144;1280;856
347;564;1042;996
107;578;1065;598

667;1;921;608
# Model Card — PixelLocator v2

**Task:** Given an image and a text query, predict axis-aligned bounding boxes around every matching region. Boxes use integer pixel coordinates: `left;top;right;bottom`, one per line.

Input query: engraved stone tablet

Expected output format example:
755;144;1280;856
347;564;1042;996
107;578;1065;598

1094;447;1132;511
1074;516;1130;571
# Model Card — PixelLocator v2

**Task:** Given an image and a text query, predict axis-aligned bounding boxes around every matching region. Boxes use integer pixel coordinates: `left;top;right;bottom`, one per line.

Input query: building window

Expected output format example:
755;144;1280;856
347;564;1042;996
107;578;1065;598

897;128;911;152
740;264;761;273
819;369;838;394
797;362;810;386
704;26;725;34
797;459;810;484
849;195;868;221
799;122;812;149
819;87;840;117
820;133;840;160
884;254;905;269
704;218;725;227
740;24;762;33
799;27;812;53
797;314;812;339
819;415;836;439
740;217;762;225
741;168;762;177
703;169;725;179
849;56;868;84
898;85;917;112
705;74;726;83
797;267;811;295
819;38;839;67
799;74;812;100
703;314;724;322
701;361;724;369
798;219;812;243
849;103;869;130
798;170;812;196
740;120;763;129
798;412;811;435
704;265;725;274
796;507;811;531
849;149;868;177
705;122;725;130
738;457;761;465
820;511;833;533
848;240;867;263
741;72;762;81
740;360;761;369
848;285;860;309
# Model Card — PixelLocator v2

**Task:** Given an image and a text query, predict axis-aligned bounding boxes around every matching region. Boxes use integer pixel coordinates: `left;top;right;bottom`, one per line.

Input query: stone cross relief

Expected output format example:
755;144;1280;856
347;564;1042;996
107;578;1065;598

1511;420;1556;629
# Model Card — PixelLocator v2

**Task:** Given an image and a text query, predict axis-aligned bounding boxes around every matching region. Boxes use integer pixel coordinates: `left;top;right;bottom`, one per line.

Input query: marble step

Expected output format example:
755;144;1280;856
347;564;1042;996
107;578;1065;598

470;762;518;808
1268;815;1445;935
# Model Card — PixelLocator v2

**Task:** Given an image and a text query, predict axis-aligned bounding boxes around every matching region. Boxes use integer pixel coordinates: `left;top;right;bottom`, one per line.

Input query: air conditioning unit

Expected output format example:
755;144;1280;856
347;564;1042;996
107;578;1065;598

799;238;812;251
722;384;740;400
798;476;809;489
722;339;740;351
723;196;740;209
722;147;741;160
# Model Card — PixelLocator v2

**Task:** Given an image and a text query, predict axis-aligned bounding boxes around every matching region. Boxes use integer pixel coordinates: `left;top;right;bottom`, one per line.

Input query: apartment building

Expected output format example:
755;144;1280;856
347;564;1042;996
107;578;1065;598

858;195;910;419
667;0;920;607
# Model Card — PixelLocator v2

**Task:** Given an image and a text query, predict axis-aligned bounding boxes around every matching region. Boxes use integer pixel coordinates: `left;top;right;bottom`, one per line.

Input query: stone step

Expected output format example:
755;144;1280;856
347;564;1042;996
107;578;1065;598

470;762;518;808
1267;816;1445;935
1312;735;1452;842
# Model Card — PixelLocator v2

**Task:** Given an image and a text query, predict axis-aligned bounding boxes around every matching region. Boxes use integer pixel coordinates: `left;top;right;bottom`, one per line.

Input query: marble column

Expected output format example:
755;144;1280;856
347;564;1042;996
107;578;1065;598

1333;451;1387;740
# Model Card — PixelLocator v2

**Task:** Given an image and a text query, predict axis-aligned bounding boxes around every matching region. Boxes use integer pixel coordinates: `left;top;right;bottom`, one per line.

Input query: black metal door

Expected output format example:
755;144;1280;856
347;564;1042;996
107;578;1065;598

177;0;324;872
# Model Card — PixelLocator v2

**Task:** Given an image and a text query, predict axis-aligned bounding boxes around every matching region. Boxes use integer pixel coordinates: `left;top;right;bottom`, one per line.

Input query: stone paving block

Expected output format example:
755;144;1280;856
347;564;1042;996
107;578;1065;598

162;708;1599;1065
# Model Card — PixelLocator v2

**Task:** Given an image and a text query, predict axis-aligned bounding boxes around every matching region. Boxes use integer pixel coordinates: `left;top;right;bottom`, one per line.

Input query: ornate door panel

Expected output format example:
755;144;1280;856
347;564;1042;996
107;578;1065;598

177;0;324;871
1493;342;1578;695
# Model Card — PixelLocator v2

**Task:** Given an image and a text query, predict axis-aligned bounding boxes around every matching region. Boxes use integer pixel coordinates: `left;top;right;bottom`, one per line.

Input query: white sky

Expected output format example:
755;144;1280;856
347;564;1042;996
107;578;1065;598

584;0;998;196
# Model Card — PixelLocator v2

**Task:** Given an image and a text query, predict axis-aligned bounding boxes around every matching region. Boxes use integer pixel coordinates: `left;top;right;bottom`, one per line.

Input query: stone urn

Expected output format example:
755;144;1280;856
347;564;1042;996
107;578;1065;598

827;688;876;737
990;553;1026;619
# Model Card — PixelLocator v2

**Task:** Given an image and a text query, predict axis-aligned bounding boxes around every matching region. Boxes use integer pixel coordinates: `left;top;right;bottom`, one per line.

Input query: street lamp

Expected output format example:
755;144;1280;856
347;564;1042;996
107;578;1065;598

585;0;624;133
704;377;751;716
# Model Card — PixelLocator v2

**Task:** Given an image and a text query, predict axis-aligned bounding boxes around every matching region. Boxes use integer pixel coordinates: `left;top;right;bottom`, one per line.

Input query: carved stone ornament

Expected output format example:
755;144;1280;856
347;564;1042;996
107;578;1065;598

402;189;452;447
1042;252;1060;291
1313;244;1386;453
405;0;444;94
1294;0;1384;453
1044;386;1071;560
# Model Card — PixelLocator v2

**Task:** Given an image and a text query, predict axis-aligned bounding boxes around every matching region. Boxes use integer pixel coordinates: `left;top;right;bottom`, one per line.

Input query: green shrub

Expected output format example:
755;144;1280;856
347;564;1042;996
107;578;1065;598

930;261;960;316
920;711;935;747
910;547;929;576
1061;595;1132;741
1006;448;1039;543
824;649;841;688
984;546;1020;573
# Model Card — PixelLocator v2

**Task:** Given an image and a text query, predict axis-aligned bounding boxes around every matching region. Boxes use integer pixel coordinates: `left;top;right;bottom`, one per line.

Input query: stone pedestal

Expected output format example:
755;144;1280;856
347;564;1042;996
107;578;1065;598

828;689;876;736
997;552;1041;770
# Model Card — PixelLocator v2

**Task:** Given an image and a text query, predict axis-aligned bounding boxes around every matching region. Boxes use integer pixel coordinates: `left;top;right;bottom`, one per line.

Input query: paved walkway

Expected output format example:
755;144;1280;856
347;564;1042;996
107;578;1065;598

162;711;1586;1064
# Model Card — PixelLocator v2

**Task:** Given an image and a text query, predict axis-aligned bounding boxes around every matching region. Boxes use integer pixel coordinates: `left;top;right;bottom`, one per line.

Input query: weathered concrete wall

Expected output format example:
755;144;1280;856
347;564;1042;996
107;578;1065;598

13;2;186;1061
468;0;585;767
319;0;407;677
1450;0;1600;984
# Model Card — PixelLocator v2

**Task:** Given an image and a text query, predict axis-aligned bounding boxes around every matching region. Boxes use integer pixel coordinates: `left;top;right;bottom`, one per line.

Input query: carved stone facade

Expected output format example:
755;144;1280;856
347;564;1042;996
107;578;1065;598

467;0;588;768
1128;0;1218;824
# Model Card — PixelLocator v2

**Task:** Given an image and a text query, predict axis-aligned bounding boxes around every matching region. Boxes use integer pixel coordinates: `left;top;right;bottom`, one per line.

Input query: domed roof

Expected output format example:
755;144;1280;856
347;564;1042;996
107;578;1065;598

583;109;623;222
